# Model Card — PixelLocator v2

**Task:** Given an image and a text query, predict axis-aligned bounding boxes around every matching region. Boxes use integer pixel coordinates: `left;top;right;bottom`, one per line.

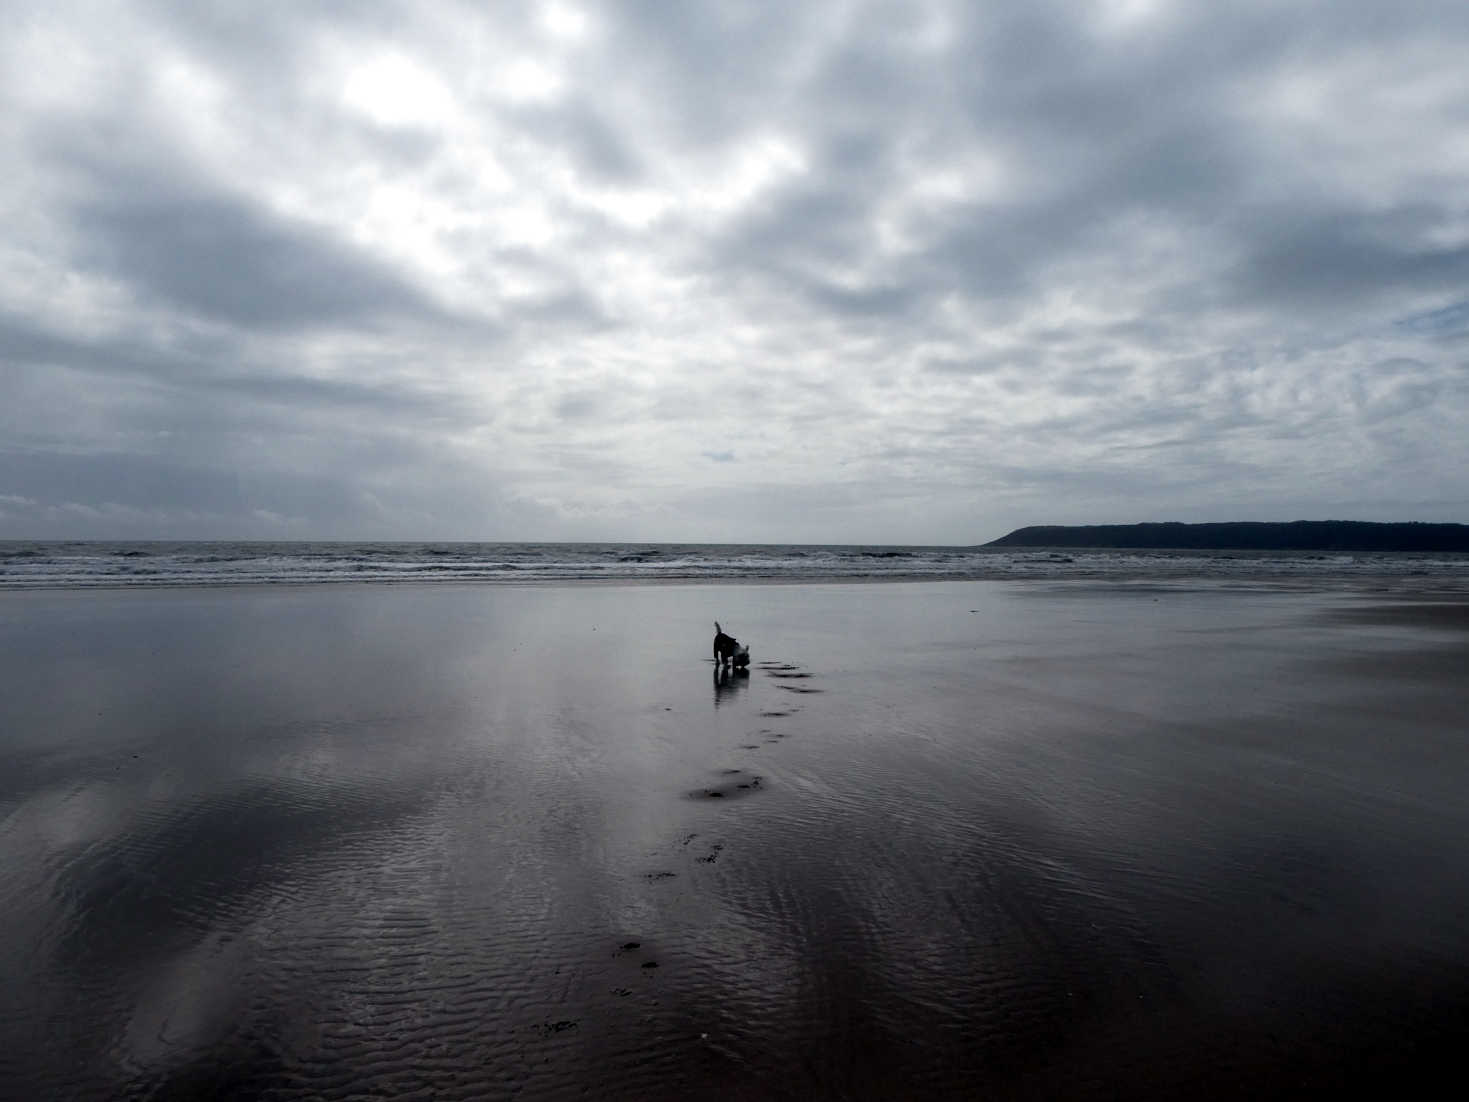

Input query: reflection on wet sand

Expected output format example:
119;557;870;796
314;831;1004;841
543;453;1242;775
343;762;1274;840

711;662;748;706
2;582;1468;1098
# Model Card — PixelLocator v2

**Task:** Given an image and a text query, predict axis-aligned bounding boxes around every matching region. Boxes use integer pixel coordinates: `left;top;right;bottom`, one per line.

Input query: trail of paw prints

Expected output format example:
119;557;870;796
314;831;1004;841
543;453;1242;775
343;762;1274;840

618;659;822;995
609;939;662;988
638;831;698;884
636;824;735;888
762;660;825;697
756;658;824;730
638;767;760;879
696;842;724;864
680;830;724;866
687;770;763;801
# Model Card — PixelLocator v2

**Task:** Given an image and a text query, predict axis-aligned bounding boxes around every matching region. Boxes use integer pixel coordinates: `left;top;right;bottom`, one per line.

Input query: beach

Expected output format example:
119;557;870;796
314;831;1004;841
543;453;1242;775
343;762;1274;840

3;579;1468;1098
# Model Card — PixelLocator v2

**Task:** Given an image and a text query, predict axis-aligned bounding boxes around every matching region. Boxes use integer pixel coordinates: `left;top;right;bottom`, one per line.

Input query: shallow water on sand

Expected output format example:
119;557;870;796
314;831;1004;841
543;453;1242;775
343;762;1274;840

2;582;1469;1098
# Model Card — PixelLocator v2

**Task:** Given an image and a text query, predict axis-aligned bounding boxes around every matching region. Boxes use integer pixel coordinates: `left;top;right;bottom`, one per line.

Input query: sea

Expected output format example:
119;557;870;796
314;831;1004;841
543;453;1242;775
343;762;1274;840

2;540;1468;590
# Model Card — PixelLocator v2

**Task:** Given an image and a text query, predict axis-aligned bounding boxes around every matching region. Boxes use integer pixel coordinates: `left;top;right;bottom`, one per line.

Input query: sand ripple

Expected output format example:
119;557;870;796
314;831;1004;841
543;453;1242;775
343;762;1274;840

5;584;1469;1097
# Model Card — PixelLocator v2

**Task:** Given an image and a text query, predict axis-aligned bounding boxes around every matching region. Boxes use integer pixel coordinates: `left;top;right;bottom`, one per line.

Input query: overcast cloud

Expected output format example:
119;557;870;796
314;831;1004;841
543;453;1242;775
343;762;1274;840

2;0;1467;542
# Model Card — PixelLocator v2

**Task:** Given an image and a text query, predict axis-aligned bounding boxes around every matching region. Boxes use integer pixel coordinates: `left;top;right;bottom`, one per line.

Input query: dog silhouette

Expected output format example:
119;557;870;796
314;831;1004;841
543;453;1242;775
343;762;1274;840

712;621;750;667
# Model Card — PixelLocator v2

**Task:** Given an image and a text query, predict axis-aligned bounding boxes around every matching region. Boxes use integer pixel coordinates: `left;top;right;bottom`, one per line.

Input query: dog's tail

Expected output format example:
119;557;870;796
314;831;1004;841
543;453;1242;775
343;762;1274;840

714;621;722;634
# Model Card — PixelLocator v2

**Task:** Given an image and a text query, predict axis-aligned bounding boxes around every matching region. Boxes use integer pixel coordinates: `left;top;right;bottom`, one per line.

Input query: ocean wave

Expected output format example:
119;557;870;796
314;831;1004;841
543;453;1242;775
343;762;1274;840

1;542;1467;590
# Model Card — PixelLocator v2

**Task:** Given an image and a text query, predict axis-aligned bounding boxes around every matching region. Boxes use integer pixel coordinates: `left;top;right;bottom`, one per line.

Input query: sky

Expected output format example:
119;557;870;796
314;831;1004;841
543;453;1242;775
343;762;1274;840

2;0;1467;544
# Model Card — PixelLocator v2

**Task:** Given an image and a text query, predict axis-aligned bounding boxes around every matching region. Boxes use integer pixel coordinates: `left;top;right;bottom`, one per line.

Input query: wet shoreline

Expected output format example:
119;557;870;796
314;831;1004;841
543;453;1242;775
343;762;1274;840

3;581;1467;1098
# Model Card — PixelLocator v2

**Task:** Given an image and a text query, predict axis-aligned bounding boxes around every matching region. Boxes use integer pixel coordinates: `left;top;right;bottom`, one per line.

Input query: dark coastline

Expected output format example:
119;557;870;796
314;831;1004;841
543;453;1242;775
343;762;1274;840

987;520;1469;552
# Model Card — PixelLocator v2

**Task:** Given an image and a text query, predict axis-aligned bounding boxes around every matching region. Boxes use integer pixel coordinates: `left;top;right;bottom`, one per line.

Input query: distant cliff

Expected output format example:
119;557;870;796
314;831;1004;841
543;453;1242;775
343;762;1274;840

985;521;1469;552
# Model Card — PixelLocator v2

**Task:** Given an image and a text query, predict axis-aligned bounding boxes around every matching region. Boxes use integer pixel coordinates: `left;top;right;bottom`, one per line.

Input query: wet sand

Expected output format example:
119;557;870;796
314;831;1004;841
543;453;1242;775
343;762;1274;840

2;581;1468;1099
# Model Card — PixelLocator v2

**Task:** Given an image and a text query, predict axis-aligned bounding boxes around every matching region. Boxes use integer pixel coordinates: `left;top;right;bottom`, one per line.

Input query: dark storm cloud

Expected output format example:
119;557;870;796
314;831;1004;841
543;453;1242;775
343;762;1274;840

0;312;468;424
0;314;153;377
1;447;302;519
69;189;443;331
1395;301;1469;339
1237;208;1469;312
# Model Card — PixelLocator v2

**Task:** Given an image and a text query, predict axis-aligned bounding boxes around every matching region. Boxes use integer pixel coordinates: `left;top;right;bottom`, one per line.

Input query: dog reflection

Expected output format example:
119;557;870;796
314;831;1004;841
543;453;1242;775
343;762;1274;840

713;663;749;706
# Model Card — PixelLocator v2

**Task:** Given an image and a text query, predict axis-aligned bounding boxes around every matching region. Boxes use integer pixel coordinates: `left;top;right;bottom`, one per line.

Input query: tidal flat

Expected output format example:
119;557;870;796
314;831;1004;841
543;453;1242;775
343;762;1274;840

2;580;1468;1099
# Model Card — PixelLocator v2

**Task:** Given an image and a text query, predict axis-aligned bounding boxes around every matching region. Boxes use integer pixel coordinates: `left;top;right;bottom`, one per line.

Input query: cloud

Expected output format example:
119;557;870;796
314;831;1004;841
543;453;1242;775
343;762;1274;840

69;187;445;331
1;0;1467;541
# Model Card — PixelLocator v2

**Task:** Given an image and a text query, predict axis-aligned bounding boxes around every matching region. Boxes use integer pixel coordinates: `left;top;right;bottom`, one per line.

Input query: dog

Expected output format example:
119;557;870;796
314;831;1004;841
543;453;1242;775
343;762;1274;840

713;622;751;668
